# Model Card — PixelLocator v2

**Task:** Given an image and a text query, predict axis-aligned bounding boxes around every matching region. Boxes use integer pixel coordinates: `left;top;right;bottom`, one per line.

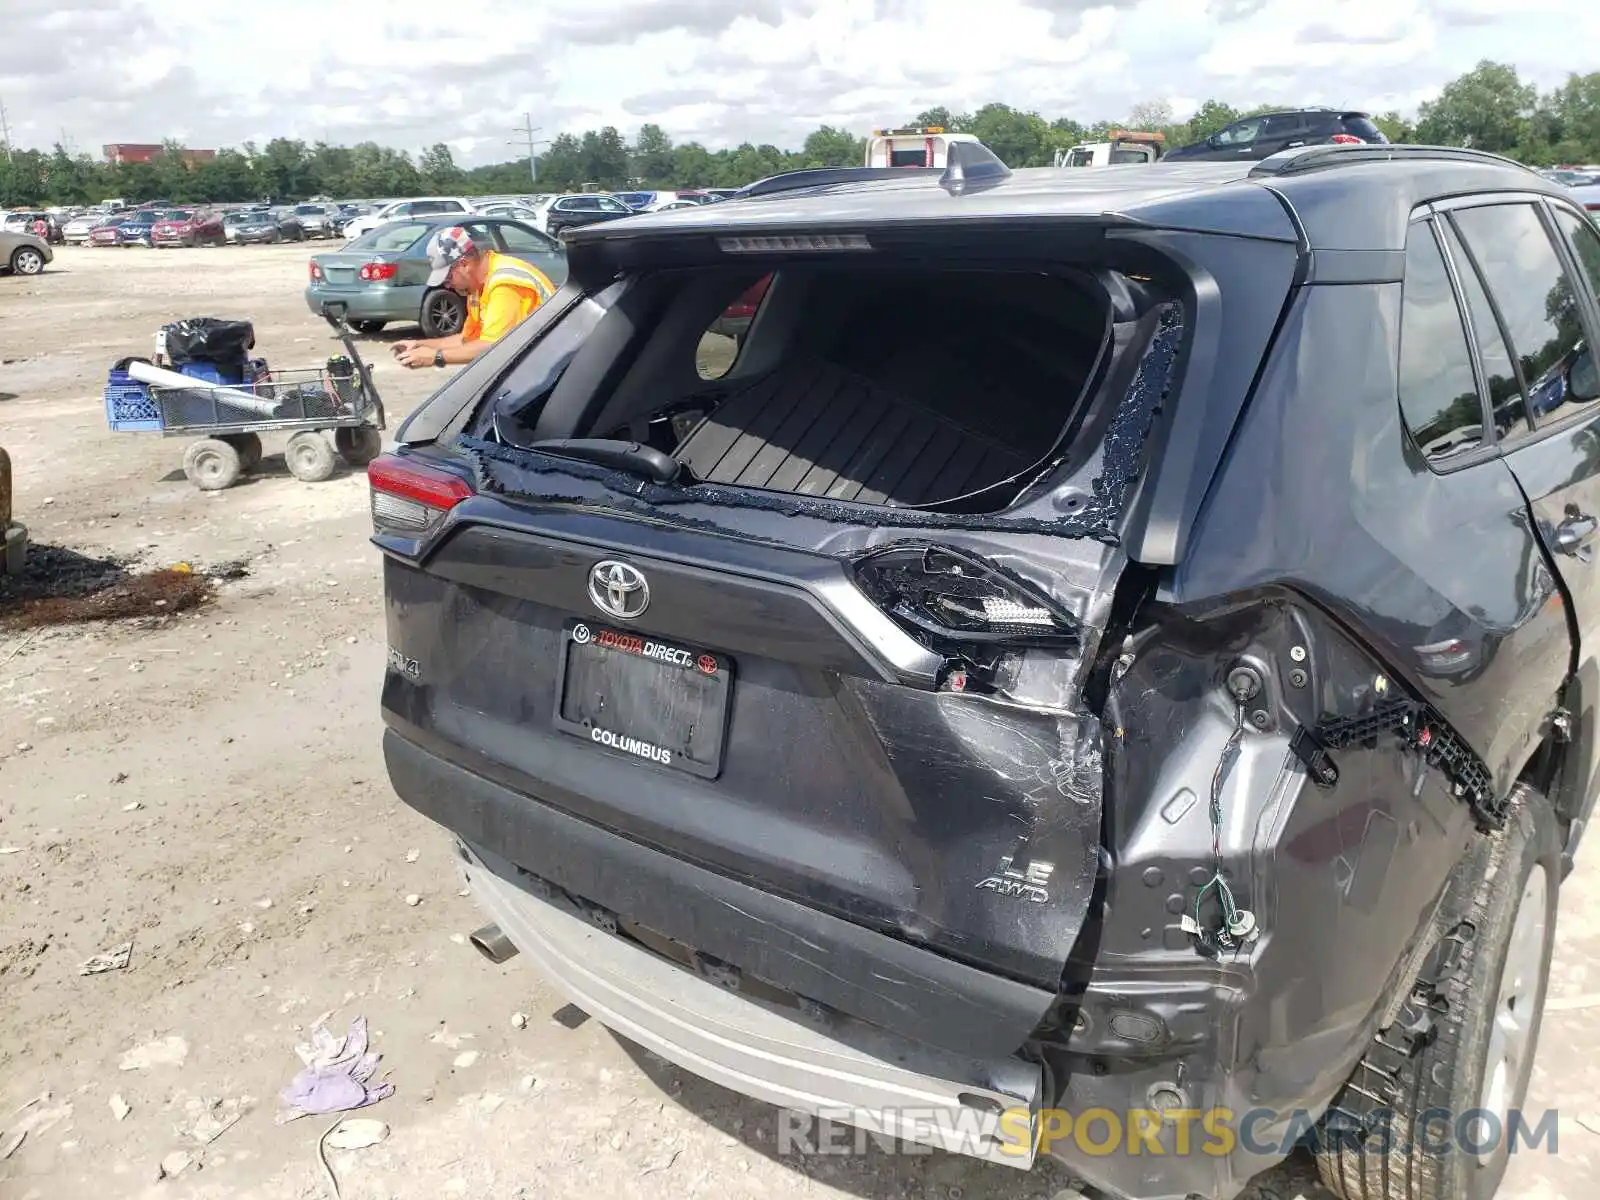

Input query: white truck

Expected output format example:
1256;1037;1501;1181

1053;130;1165;168
865;127;985;169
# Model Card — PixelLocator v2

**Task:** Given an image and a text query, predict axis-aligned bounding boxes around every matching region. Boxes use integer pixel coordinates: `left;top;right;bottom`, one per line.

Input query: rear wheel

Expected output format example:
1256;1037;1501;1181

183;437;243;490
420;289;465;338
10;247;45;276
221;432;263;472
334;426;383;467
1315;784;1560;1200
284;430;338;482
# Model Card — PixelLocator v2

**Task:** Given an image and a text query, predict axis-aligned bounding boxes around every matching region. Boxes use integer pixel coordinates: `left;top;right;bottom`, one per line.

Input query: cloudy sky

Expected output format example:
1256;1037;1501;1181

3;0;1594;166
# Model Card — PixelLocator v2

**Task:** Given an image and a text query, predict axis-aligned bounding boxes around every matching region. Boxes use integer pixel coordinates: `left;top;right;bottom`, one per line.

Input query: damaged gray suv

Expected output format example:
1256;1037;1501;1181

375;142;1600;1200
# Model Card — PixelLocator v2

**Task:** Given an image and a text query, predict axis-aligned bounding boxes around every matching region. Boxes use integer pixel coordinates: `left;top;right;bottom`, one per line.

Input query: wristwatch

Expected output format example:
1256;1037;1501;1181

433;349;445;369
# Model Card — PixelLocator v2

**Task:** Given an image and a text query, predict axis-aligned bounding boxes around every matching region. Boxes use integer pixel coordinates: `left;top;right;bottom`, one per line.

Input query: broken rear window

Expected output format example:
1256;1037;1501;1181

471;256;1180;519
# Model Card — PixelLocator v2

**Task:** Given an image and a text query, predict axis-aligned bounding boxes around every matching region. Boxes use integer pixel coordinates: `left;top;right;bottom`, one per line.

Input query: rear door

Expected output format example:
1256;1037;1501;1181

1253;113;1309;157
1450;198;1600;762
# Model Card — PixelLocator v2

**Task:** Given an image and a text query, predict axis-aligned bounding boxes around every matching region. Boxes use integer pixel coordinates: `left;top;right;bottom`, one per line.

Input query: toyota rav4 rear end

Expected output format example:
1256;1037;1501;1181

373;149;1536;1200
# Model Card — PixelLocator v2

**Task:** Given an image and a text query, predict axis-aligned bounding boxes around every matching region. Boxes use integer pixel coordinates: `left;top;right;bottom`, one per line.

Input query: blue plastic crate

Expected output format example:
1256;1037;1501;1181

104;370;161;432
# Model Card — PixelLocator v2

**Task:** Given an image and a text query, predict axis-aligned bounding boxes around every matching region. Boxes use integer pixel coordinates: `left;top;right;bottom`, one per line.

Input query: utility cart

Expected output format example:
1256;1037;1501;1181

104;305;387;491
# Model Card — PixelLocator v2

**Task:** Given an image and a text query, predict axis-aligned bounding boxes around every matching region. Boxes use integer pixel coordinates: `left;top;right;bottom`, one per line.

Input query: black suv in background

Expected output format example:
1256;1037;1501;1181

1164;107;1388;160
374;143;1596;1200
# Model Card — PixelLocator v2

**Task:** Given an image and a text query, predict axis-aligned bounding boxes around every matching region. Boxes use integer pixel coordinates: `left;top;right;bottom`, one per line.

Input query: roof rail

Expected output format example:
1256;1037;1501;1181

729;140;1012;200
733;166;937;200
1250;143;1531;179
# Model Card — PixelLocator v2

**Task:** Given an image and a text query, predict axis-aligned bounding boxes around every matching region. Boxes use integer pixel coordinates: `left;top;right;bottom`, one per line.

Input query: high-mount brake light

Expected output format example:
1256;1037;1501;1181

851;545;1077;649
367;454;473;535
718;234;872;254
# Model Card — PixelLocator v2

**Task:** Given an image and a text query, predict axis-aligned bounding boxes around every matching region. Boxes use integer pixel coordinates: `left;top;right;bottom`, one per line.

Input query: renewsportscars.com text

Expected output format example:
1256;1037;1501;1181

776;1106;1561;1159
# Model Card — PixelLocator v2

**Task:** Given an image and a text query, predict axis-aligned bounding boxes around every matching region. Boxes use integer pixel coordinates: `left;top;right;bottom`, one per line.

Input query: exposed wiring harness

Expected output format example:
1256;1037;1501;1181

1184;698;1259;953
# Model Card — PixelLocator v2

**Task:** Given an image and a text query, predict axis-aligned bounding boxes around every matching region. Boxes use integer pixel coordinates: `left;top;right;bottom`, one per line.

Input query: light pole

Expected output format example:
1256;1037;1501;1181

510;114;549;185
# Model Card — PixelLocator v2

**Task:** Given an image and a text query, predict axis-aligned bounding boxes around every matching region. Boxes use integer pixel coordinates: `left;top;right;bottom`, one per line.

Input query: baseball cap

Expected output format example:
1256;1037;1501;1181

424;225;478;288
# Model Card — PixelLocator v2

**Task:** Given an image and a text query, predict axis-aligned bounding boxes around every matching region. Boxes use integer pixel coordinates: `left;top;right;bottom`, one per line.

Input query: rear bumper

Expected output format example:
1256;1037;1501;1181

303;284;419;322
457;836;1043;1168
382;728;1058;1059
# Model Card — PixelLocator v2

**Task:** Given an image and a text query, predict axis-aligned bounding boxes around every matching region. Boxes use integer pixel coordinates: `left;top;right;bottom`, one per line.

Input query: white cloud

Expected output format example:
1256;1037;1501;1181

0;0;1593;165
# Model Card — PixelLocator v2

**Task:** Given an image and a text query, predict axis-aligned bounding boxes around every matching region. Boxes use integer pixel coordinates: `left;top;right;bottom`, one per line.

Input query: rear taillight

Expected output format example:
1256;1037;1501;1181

852;545;1077;649
367;454;473;535
309;261;323;280
359;262;398;281
1330;133;1363;145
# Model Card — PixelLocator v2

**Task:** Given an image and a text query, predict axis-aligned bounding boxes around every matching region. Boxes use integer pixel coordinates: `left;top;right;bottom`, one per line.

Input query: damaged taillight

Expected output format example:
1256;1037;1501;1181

367;454;473;536
851;545;1077;649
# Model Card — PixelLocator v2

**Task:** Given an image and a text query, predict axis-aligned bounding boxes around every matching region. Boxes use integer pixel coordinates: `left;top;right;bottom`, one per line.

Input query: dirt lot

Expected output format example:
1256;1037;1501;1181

2;245;1598;1200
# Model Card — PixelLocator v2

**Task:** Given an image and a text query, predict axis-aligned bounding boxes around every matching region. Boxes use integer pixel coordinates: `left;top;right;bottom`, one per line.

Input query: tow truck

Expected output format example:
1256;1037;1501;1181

1052;130;1164;168
865;126;985;169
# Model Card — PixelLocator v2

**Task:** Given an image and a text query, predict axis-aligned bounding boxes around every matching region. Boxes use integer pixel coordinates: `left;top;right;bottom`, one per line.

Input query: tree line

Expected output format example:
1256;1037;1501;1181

1;60;1596;209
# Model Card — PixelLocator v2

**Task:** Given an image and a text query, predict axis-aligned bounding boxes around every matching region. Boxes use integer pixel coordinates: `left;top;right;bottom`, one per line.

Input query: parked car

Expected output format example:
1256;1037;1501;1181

1567;182;1600;212
234;210;305;244
293;204;338;238
538;193;635;237
0;442;23;579
375;143;1600;1200
115;211;161;246
474;202;545;224
707;271;771;343
1164;108;1389;161
151;208;226;247
305;215;566;337
614;190;695;212
61;214;98;244
332;204;375;236
0;229;51;276
89;218;128;247
341;197;479;241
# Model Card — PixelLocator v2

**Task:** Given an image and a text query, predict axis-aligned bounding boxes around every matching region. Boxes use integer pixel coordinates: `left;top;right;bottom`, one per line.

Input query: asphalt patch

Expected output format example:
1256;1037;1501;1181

0;544;220;630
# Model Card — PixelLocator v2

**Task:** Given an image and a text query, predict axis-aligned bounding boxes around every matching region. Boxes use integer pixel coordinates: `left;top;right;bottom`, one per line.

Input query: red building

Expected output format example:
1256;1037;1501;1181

102;144;217;166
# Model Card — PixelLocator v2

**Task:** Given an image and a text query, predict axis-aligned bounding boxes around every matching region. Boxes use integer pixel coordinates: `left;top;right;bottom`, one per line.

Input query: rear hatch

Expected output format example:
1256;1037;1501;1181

375;207;1293;1011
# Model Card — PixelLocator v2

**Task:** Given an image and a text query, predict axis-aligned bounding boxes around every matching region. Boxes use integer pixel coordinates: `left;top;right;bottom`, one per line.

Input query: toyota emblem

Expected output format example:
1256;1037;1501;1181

588;560;650;621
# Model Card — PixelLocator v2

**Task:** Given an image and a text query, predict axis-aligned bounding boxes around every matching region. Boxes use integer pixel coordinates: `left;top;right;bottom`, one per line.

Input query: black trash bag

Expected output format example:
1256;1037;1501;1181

163;318;256;366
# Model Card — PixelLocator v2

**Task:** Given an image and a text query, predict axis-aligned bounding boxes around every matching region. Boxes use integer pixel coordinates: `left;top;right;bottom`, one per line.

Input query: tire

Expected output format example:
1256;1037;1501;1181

352;320;387;335
221;432;263;471
10;247;45;276
183;437;243;491
1315;783;1561;1200
284;430;338;482
334;425;383;467
419;289;466;338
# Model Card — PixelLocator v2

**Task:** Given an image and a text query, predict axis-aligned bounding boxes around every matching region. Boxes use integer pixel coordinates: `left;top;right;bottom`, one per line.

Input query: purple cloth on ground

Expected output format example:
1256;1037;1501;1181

279;1016;394;1117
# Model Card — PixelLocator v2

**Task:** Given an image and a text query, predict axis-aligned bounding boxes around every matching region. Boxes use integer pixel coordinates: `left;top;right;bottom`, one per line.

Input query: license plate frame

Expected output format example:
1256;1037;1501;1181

553;619;734;779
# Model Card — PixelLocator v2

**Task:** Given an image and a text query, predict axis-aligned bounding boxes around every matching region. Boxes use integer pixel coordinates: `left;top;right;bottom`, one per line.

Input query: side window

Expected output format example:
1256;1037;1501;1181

1260;114;1304;139
1439;221;1530;444
496;223;560;257
1214;117;1263;147
1454;203;1594;426
1399;221;1486;464
389;204;413;218
461;221;496;249
1552;207;1600;405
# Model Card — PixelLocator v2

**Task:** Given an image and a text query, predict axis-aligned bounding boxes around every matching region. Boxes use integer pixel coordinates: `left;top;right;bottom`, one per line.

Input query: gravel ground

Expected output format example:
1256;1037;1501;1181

1;245;1597;1200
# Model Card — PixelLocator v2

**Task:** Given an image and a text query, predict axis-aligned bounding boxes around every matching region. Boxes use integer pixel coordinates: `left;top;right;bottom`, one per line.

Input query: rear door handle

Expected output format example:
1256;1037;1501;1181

1554;513;1598;555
